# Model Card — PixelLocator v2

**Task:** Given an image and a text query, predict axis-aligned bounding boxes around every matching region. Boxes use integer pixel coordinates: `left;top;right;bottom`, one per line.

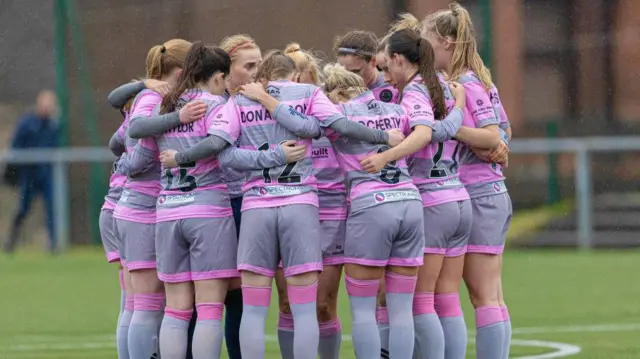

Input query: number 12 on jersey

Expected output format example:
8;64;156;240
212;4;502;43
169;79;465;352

258;142;302;184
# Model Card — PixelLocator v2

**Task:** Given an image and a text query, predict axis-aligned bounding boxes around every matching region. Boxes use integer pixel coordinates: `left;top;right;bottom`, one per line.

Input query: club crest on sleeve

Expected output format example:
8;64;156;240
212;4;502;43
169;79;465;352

266;85;281;98
490;91;500;105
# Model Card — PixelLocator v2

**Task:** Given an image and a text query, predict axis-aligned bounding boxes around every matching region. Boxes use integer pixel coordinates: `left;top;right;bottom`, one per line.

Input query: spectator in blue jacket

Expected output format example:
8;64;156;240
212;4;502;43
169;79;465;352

4;90;59;254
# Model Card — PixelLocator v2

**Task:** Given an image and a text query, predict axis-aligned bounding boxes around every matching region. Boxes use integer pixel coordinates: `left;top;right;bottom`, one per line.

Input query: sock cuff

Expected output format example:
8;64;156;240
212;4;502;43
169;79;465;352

287;281;318;305
278;311;294;330
345;276;379;297
196;302;224;321
241;285;271;307
376;306;389;324
165;307;193;321
501;305;510;321
319;318;342;337
384;272;418;294
435;292;463;317
476;306;503;328
413;292;436;315
124;295;134;312
133;293;165;311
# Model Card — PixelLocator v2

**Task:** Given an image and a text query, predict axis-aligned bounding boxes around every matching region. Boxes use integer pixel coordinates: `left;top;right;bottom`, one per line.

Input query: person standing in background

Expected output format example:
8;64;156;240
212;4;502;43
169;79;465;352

3;90;59;254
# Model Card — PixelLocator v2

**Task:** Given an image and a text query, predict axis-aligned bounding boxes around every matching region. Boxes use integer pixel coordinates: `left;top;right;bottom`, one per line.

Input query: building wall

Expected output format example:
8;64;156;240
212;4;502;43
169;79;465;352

1;0;639;243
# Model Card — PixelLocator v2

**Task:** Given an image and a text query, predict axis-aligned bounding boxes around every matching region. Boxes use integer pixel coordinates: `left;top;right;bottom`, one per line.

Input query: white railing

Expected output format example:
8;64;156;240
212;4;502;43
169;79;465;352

4;137;640;251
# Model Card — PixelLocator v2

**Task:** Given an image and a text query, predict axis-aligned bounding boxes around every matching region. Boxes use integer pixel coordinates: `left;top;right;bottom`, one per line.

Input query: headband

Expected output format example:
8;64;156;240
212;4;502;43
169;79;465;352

337;47;374;57
228;41;253;56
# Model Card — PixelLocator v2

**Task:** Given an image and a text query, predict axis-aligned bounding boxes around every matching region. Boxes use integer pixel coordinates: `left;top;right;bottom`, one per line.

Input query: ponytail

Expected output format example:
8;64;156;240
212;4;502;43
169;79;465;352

387;29;447;119
417;38;446;120
161;41;231;113
145;45;165;80
144;39;192;81
423;2;492;88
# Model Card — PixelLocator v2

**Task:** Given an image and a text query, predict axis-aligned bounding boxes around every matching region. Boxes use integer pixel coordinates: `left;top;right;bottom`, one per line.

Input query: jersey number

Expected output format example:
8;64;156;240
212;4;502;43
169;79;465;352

258;142;302;184
165;162;197;192
377;146;401;184
430;142;448;178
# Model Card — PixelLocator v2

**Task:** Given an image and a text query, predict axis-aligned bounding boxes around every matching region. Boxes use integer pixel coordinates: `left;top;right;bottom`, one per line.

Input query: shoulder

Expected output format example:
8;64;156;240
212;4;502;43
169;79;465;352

131;89;162;108
379;102;405;116
403;81;430;98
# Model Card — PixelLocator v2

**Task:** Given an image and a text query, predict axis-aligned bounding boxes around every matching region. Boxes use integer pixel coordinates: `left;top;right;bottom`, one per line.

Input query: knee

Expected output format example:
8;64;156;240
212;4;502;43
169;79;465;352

467;290;499;309
316;294;337;322
279;298;291;315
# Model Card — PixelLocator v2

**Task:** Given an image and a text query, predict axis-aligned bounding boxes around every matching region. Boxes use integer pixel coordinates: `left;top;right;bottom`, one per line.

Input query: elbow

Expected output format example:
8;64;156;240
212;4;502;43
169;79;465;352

107;92;121;109
127;123;144;139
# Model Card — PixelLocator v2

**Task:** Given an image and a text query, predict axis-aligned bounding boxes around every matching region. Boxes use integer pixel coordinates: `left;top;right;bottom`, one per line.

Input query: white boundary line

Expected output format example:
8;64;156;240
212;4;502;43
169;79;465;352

3;322;639;358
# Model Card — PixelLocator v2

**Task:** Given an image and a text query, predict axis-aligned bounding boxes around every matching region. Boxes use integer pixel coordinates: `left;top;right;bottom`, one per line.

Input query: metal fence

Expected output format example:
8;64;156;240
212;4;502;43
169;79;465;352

4;136;640;251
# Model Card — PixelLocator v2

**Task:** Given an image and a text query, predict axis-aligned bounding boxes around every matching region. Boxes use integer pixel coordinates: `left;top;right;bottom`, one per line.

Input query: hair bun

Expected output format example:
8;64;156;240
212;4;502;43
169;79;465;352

449;2;460;16
284;43;302;54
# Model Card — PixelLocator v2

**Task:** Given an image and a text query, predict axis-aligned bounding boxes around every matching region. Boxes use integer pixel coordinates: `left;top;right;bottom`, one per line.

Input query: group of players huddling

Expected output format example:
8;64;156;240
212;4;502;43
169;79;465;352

100;2;513;359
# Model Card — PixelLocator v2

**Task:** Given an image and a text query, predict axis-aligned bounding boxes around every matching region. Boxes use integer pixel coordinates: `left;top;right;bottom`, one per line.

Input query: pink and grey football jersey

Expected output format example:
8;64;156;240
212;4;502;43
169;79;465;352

113;90;162;224
327;91;420;213
155;90;232;222
103;118;128;211
488;83;510;130
208;80;344;211
403;75;469;207
312;137;347;220
457;71;506;198
370;72;398;104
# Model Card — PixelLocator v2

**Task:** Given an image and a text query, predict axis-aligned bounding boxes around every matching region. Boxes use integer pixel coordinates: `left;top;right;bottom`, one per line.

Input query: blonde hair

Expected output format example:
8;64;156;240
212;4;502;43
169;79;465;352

422;1;492;88
379;13;421;52
284;43;322;85
145;39;192;80
322;63;368;103
255;50;297;85
220;34;259;61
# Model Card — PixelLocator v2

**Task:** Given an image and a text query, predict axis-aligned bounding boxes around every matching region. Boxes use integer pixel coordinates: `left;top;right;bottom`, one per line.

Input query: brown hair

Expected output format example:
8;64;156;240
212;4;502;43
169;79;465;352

284;43;322;85
422;1;492;88
220;34;259;61
322;63;368;103
161;41;231;113
255;50;297;85
387;29;447;119
333;30;378;62
145;39;192;80
380;12;422;46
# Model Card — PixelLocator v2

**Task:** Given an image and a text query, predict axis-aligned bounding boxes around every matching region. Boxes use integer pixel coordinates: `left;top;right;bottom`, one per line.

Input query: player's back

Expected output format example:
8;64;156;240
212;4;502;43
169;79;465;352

403;75;468;206
156;90;227;194
231;80;320;209
329;91;418;213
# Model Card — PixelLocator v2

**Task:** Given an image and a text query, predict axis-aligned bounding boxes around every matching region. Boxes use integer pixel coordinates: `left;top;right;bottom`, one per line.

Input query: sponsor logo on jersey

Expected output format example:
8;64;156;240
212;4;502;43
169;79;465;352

373;190;419;203
253;186;306;197
436;178;462;187
159;193;196;205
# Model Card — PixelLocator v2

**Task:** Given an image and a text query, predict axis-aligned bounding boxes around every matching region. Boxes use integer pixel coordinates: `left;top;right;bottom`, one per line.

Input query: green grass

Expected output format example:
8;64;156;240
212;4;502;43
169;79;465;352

1;248;639;358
